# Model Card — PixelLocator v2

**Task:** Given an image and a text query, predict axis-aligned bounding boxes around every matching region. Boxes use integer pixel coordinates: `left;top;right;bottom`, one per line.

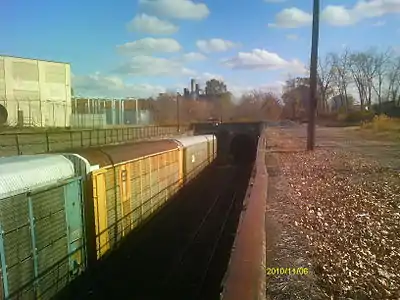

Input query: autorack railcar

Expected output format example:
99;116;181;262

172;135;216;184
63;135;216;266
63;140;182;265
204;135;217;163
0;155;86;300
0;134;217;299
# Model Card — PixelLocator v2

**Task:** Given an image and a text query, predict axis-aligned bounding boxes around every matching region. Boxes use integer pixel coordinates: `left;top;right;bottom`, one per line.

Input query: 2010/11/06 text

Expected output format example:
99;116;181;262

266;267;309;276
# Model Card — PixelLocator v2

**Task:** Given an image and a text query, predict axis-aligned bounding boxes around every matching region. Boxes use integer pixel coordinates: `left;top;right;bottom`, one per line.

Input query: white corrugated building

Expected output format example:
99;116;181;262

0;55;72;127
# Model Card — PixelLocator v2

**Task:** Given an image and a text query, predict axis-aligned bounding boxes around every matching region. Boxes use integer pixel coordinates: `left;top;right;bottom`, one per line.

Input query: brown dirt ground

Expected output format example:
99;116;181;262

265;125;400;300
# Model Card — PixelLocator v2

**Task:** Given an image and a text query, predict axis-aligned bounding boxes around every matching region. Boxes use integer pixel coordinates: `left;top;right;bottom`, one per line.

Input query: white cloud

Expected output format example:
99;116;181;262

166;52;207;63
196;39;239;53
182;52;207;61
200;72;224;81
268;7;312;28
321;5;356;26
286;34;299;40
72;73;166;98
72;72;287;100
270;0;400;28
117;38;181;55
353;0;400;18
114;55;196;77
182;68;197;76
127;14;178;34
139;0;210;20
323;0;400;26
222;49;306;74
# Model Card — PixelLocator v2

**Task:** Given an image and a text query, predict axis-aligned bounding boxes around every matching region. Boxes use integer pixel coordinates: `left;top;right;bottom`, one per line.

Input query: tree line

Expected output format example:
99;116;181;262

162;46;400;124
74;47;400;125
145;79;283;124
282;47;400;121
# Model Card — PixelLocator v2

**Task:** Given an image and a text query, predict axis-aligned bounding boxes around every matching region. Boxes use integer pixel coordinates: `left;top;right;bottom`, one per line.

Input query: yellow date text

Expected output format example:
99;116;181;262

265;267;309;276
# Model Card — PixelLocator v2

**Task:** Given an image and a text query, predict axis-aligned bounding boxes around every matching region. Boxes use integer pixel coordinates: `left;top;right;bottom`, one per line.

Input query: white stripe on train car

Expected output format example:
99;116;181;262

90;164;100;172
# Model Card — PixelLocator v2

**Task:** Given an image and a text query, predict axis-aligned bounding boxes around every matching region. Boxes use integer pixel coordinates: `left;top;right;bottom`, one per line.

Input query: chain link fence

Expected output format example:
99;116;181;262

71;97;156;128
0;97;72;127
0;97;159;130
0;97;192;156
0;125;191;156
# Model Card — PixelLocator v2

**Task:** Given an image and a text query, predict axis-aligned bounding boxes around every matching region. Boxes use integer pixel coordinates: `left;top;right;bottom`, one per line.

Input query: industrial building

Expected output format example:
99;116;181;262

183;79;206;101
0;55;72;127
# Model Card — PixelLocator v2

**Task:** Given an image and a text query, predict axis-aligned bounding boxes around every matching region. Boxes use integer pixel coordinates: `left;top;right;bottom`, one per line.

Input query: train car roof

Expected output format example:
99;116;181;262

171;135;210;147
64;140;179;169
203;134;216;140
0;154;75;199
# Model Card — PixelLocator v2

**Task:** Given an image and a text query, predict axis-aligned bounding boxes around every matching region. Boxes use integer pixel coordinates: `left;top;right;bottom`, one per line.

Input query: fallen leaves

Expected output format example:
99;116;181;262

266;127;400;300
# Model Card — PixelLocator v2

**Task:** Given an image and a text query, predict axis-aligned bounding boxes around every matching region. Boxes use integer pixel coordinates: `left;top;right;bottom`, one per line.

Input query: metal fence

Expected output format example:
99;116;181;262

71;98;156;128
0;98;157;129
70;113;107;128
0;97;72;127
0;125;191;156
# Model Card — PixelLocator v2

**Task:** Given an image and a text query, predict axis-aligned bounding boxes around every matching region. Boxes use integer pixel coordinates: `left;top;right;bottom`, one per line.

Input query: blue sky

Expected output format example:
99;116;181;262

1;0;400;98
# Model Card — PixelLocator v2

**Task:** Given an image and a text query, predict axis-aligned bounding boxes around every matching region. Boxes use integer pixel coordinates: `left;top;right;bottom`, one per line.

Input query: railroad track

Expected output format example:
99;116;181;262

160;164;252;299
56;162;253;300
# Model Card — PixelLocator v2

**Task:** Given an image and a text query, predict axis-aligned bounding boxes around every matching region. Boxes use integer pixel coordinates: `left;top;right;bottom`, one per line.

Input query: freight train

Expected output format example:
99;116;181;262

0;134;217;300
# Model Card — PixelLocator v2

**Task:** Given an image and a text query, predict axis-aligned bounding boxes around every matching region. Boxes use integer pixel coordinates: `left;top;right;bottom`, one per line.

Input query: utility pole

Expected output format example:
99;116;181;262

307;0;320;151
176;92;180;133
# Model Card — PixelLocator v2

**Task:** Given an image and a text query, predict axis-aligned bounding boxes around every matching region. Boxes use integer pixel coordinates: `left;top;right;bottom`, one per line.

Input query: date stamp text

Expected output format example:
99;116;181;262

265;267;309;276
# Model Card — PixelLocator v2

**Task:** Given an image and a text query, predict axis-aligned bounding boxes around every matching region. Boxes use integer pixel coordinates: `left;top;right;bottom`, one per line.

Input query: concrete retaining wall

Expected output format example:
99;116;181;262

221;130;268;300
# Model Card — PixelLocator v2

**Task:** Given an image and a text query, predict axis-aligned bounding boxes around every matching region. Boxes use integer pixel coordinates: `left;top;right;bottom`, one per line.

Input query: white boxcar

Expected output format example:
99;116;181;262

0;55;72;127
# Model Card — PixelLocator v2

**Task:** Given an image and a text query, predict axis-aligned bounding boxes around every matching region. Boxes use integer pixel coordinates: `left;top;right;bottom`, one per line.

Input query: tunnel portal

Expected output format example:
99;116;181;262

230;134;258;164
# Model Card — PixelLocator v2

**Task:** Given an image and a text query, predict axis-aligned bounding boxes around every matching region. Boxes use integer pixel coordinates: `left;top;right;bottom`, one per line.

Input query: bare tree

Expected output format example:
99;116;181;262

386;55;400;105
371;49;391;112
330;49;352;112
317;55;335;114
281;77;310;120
349;52;368;110
234;93;258;121
153;93;178;124
351;48;382;109
231;90;281;121
216;92;234;122
258;91;283;121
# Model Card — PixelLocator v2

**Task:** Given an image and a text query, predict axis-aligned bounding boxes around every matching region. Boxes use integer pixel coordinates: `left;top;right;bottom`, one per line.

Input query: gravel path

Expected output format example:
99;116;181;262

265;125;400;300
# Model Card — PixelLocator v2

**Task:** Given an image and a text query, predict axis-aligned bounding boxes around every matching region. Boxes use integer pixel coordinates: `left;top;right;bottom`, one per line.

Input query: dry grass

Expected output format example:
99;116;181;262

358;115;400;141
361;115;400;132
